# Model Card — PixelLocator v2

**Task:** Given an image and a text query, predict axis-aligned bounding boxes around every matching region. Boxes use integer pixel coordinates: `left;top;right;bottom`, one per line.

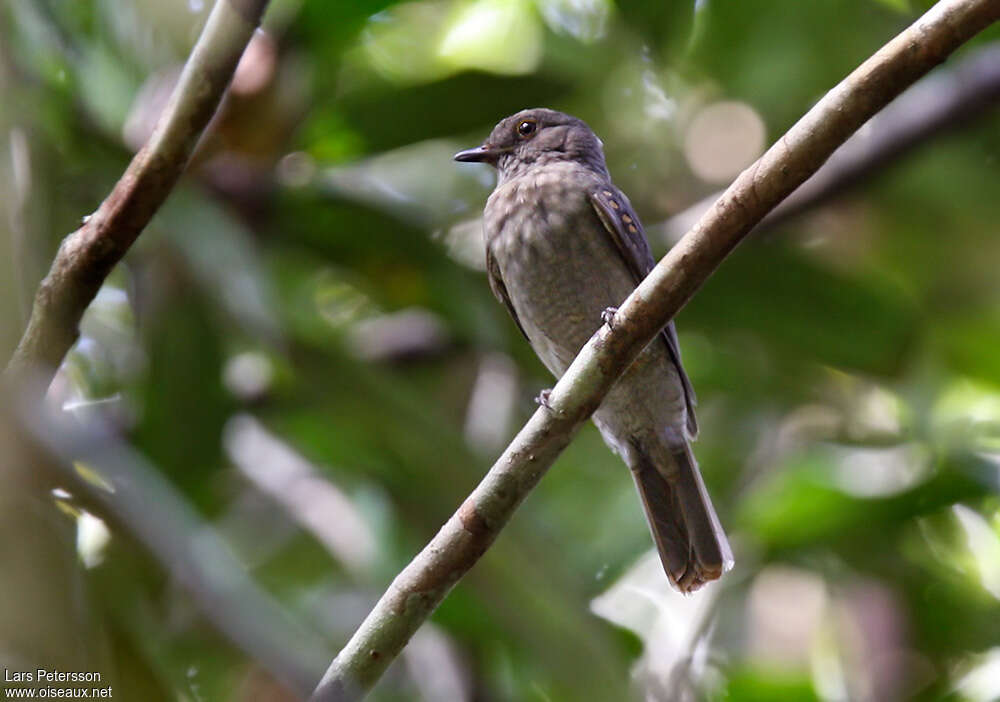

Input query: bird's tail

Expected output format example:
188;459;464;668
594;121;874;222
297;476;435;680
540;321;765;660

629;435;733;593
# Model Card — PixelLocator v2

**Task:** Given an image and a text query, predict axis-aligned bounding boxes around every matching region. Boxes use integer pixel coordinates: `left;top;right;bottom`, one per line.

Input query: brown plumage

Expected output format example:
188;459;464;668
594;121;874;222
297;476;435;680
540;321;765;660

456;108;732;592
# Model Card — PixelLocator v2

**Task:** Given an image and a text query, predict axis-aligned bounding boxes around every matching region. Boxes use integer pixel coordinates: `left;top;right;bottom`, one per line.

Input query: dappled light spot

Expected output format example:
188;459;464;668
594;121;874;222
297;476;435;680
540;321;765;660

439;218;488;270
955;647;1000;702
224;414;378;574
953;504;1000;600
438;0;543;76
276;151;316;188
464;352;518;454
361;3;454;84
231;30;276;96
313;272;379;329
347;308;450;362
536;0;610;43
830;443;929;498
591;551;723;691
360;0;543;83
223;350;274;400
76;511;111;569
747;566;826;670
684;101;766;184
933;379;1000;449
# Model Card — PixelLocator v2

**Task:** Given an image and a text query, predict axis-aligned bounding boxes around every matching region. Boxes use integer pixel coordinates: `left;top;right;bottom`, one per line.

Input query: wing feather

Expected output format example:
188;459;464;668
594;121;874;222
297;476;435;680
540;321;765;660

590;186;699;437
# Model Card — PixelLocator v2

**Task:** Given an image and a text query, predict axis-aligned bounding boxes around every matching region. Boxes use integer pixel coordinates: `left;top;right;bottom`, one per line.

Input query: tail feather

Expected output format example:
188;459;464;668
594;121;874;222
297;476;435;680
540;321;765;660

630;438;732;593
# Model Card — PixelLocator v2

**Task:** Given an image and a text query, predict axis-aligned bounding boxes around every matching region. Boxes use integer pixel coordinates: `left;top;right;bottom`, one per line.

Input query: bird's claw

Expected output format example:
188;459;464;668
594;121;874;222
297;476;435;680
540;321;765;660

601;306;618;329
535;388;554;410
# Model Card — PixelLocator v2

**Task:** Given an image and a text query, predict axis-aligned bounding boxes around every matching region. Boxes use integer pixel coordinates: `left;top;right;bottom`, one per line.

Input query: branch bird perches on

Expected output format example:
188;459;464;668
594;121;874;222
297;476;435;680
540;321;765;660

3;0;998;700
309;2;1000;700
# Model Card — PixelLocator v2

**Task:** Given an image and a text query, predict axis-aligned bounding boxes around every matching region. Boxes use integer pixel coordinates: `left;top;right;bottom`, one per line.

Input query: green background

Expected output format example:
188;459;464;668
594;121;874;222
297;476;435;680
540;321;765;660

2;0;1000;700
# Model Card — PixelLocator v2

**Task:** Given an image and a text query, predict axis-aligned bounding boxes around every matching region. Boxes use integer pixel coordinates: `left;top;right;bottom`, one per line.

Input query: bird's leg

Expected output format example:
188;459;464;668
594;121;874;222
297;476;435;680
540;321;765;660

601;306;618;330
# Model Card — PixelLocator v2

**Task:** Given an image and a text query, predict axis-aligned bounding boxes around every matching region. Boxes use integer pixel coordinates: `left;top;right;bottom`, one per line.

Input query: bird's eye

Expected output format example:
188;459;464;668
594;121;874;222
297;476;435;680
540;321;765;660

516;120;537;137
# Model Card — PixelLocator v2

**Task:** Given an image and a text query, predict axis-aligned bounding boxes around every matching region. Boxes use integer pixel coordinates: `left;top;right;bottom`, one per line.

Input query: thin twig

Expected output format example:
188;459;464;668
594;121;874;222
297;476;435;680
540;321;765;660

2;0;271;384
309;2;1000;700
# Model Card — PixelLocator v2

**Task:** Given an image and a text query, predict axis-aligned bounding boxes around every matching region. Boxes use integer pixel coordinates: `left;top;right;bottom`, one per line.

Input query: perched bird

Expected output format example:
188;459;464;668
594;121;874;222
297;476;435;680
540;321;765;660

455;108;732;592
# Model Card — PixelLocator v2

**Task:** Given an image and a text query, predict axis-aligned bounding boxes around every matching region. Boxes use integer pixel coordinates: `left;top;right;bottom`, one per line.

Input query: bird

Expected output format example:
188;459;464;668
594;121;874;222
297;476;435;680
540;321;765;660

455;108;732;592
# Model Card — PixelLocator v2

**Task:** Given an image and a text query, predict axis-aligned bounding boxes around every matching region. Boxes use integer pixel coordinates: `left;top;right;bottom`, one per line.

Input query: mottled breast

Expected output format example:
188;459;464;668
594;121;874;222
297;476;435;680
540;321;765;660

484;162;639;376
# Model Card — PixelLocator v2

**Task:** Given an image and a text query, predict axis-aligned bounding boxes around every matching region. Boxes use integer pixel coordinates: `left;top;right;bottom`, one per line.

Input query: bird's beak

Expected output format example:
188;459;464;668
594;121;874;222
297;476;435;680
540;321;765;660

454;144;498;164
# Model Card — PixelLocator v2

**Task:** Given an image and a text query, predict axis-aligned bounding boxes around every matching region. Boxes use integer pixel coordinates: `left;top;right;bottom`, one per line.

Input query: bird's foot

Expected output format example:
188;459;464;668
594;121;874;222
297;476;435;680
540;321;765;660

535;388;554;410
601;306;618;329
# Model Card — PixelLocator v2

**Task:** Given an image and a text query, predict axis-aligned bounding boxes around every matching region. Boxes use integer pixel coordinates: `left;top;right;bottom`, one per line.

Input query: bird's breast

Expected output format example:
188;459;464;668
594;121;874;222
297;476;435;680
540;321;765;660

484;166;637;375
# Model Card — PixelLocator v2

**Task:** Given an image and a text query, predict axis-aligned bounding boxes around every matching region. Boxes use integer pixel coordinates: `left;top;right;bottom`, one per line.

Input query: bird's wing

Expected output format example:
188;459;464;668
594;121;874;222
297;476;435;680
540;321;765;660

590;185;698;437
486;245;530;341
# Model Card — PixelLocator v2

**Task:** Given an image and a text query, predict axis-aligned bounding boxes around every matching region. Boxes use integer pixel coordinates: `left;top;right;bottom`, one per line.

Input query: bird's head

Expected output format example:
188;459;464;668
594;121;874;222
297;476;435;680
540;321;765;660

454;108;608;181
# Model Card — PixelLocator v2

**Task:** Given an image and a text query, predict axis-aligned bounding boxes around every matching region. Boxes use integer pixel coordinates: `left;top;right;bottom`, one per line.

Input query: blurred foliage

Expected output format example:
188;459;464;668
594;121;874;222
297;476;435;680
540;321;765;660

2;0;1000;701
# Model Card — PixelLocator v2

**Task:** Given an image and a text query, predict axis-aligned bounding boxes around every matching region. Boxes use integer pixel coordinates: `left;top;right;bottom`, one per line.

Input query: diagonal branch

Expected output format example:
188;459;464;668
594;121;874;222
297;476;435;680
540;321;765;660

656;40;1000;244
2;0;271;385
309;1;1000;700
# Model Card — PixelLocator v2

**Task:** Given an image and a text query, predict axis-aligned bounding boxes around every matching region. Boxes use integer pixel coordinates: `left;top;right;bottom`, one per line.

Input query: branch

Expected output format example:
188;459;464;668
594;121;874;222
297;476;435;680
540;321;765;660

309;2;1000;700
656;40;1000;244
2;0;271;384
